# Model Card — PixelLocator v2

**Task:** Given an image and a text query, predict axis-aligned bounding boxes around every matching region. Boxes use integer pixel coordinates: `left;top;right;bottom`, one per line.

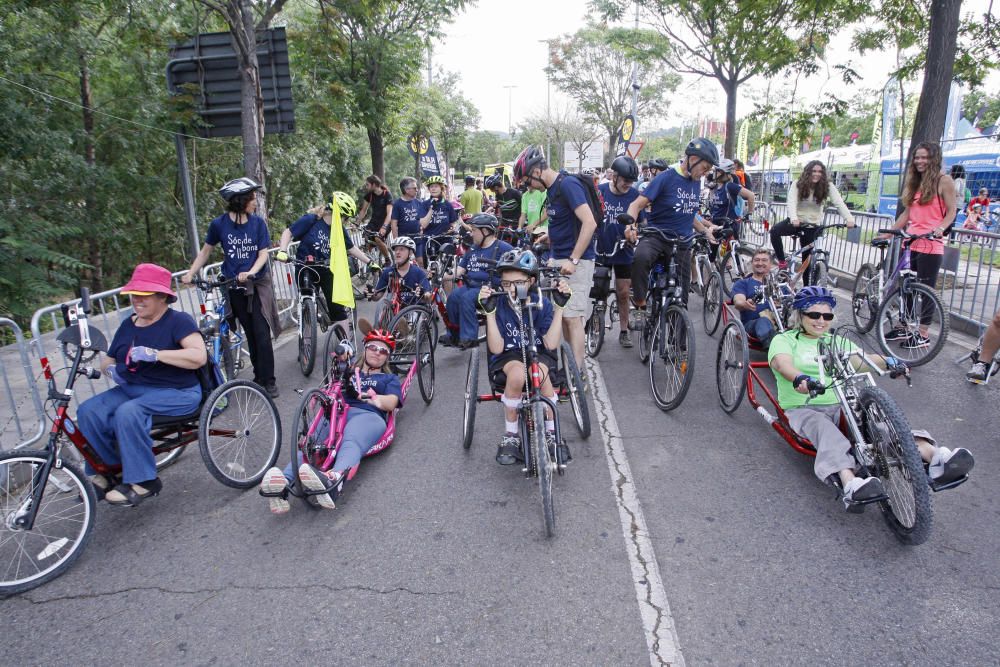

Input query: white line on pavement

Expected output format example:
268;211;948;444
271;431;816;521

587;358;685;667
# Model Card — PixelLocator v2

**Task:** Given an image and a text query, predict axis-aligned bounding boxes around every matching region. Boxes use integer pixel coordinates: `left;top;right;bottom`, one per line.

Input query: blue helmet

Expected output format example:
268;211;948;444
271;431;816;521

497;249;539;277
792;285;836;311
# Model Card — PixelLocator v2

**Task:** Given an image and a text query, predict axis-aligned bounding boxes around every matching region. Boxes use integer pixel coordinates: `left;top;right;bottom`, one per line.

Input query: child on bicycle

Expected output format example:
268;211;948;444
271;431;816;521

259;329;403;513
477;250;572;466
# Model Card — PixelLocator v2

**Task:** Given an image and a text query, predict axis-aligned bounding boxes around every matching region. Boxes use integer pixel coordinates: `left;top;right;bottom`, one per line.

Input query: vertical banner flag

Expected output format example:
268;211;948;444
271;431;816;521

865;98;884;211
407;134;442;177
942;81;963;150
880;77;898;157
736;120;749;163
614;114;636;158
329;197;356;310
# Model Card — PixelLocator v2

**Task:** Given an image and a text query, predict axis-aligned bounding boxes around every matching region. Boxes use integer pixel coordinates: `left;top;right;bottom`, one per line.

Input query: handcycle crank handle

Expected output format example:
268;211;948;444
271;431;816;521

806;379;826;399
79;366;102;380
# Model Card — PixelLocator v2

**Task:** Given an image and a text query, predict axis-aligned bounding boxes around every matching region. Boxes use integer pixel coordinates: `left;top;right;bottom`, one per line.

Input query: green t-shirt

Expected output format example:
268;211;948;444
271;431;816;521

459;187;483;215
767;331;853;408
522;189;547;227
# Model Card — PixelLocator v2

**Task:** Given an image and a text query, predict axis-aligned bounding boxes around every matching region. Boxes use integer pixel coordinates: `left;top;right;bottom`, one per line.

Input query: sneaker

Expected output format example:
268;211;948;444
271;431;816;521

966;361;989;383
496;434;523;465
777;260;788;270
619;331;633;348
883;327;908;342
929;447;974;485
265;380;279;398
842;476;885;505
298;463;341;510
544;431;572;466
628;309;647;332
260;467;290;515
902;333;930;349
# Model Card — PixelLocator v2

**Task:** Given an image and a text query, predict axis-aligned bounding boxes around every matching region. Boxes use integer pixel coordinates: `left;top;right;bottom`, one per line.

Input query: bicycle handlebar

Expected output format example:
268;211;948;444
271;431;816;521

876;228;941;241
638;227;697;245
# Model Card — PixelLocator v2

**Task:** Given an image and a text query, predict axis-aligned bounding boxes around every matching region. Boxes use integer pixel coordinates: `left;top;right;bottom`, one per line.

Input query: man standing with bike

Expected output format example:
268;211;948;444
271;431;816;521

356;175;392;263
487;173;522;229
597;156;642;347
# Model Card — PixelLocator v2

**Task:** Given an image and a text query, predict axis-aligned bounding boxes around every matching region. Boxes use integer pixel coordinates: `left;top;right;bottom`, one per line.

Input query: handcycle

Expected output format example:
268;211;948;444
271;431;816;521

263;313;435;510
635;227;698;411
193;277;246;382
715;323;959;545
0;290;282;595
779;222;847;290
850;229;949;367
704;267;794;340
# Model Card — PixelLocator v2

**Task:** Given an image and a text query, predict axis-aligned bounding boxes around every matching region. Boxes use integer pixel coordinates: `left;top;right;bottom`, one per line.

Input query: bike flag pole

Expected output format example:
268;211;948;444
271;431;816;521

329;198;356;310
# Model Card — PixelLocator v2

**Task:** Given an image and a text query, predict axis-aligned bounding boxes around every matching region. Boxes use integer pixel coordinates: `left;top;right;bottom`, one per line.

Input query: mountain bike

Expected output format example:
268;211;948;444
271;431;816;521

782;222;847;290
286;257;334;377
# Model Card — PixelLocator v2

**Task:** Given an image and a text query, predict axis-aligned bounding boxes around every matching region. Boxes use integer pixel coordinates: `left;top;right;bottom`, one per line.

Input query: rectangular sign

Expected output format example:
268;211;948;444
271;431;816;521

564;141;605;172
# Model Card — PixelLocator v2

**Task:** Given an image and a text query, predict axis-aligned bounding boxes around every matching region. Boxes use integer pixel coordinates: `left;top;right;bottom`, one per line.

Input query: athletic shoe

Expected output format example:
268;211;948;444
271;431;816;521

966;361;989;383
777;260;788;270
842;476;884;505
265;380;279;398
883;327;908;342
298;463;341;510
928;447;975;485
628;309;647;332
619;331;633;348
902;333;930;349
496;435;523;465
260;467;290;515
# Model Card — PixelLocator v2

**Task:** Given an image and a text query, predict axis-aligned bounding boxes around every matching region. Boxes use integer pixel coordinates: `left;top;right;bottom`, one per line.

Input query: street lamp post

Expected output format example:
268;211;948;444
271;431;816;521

539;39;551;163
503;85;518;137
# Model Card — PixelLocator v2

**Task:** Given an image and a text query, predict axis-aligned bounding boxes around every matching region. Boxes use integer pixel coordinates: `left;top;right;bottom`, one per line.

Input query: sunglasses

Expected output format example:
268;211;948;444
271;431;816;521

802;311;835;321
365;343;390;355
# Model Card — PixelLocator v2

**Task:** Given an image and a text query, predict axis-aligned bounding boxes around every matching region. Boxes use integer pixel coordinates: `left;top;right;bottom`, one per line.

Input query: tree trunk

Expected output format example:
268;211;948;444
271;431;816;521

79;52;103;292
368;127;385;180
723;77;738;158
232;0;267;218
908;0;962;154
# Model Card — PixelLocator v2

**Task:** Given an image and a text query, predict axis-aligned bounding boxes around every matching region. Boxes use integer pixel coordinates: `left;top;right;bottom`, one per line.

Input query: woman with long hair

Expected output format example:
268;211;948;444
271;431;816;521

769;160;855;280
883;142;957;349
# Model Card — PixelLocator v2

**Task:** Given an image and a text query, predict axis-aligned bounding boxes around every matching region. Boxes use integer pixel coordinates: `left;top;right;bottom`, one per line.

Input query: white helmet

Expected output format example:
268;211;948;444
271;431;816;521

218;177;262;201
717;158;736;175
391;236;417;253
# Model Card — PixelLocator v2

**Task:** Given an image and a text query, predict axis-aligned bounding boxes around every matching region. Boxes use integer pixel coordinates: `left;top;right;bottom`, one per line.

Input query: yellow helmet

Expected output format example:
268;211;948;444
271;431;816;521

330;191;357;218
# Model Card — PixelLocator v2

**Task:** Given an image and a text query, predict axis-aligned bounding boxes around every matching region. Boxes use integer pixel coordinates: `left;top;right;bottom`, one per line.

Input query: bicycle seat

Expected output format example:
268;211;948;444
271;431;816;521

870;238;890;249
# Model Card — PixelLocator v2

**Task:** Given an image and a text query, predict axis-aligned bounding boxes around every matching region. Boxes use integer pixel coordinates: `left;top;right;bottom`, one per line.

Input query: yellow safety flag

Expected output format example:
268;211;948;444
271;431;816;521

328;200;356;310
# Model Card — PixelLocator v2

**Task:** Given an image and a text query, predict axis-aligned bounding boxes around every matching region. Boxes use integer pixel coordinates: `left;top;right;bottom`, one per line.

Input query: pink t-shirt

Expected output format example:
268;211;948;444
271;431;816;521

907;195;946;255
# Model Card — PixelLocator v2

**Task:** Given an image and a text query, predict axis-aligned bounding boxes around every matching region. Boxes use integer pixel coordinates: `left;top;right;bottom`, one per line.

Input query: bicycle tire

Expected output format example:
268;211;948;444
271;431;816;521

533;399;556;537
717;252;740;298
298;299;317;377
221;332;237;380
810;259;830;289
155;445;185;470
637;305;654;364
0;451;96;595
290;388;331;510
462;347;479;449
874;282;949;367
198;380;282;488
648;305;696;411
322;324;349;380
585;305;605;358
417;316;436;404
702;271;723;336
851;263;879;333
859;386;933;545
388;305;433;357
716;321;749;413
560;342;591;439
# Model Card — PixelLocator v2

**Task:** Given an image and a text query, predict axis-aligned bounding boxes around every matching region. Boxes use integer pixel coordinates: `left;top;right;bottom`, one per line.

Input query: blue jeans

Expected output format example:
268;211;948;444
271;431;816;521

445;284;481;342
283;408;387;479
77;383;202;484
745;316;775;346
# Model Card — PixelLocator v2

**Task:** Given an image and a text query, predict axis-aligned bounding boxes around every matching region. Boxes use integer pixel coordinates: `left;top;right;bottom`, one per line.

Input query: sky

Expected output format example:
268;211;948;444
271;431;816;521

434;0;999;138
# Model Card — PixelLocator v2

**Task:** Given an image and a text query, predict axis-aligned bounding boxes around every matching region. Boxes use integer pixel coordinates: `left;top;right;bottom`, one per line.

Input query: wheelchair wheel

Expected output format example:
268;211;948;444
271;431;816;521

416;315;436;404
0;451;96;595
716;321;749;413
559;342;591;439
702;270;723;336
462;347;480;450
860;386;932;545
322;323;350;380
648;305;696;412
290;388;333;510
585;303;605;358
199;380;282;489
851;263;879;333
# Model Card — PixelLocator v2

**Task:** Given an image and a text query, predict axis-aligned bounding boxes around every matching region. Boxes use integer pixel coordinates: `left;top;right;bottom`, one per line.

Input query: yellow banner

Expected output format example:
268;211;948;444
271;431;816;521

736;120;749;163
329;201;355;310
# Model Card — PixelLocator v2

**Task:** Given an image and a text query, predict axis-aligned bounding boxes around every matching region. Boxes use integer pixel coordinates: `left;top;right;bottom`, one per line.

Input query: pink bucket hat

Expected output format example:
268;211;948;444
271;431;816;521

121;263;177;303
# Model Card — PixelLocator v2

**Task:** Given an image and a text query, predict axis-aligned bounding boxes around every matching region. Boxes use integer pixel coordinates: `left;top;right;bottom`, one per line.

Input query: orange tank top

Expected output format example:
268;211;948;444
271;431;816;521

906;195;946;255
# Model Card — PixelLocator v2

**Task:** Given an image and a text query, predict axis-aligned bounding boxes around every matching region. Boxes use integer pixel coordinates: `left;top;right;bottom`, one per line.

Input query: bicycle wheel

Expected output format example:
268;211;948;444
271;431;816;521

417;316;436;404
716;321;749;413
155;445;185;470
199;380;282;488
533;400;556;537
289;388;332;510
462;347;480;450
702;271;723;335
851;263;879;333
810;259;830;289
637;305;654;364
0;451;95;595
221;332;237;380
585;304;605;358
322;323;349;380
874;282;949;367
717;252;741;297
648;305;696;411
298;299;317;377
859;386;932;545
388;305;430;358
559;341;591;439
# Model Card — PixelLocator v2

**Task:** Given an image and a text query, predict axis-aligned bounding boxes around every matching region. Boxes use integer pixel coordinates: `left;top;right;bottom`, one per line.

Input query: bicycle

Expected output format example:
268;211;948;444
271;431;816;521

690;231;726;336
193;277;246;381
850;229;949;367
636;227;697;411
349;226;388;297
285;257;337;377
0;290;282;594
780;222;847;290
713;216;749;297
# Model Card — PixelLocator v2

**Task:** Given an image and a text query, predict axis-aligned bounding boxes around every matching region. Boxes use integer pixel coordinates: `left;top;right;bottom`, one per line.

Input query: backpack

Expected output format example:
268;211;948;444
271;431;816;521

553;172;606;231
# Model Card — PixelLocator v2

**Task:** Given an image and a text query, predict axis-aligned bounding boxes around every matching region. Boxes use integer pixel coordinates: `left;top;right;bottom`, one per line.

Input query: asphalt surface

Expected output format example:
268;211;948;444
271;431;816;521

4;296;999;666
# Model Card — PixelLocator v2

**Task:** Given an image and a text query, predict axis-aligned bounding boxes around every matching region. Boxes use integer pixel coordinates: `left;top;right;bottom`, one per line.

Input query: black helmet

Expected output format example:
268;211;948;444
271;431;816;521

496;249;539;277
685;137;720;167
218;177;262;202
484;174;503;189
513;145;546;183
647;158;668;172
611;156;639;181
468;213;498;231
464;175;476;185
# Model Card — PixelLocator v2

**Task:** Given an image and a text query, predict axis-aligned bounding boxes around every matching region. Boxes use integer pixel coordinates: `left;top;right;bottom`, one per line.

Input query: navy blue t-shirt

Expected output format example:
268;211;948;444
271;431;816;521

732;276;767;325
109;309;201;389
347;369;403;421
489;292;555;363
641;167;701;237
374;264;431;303
205;213;271;279
546;172;597;261
708;181;743;221
459;240;513;288
424;198;459;236
596;183;641;265
289;214;354;264
391;198;428;237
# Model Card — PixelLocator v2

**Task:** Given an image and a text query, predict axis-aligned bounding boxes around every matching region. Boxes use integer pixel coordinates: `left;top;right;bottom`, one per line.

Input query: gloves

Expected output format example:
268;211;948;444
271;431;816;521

129;346;158;363
275;250;289;262
477;293;497;315
334;340;355;359
106;365;127;385
552;285;572;309
368;262;382;274
616;213;636;226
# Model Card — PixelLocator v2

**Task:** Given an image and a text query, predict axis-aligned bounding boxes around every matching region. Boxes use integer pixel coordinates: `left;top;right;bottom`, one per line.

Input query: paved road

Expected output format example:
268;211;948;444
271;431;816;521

5;296;999;666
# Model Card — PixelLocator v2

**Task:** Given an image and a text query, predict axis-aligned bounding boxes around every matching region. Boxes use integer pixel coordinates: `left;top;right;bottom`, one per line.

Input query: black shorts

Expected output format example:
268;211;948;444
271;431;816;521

488;349;558;389
603;263;632;281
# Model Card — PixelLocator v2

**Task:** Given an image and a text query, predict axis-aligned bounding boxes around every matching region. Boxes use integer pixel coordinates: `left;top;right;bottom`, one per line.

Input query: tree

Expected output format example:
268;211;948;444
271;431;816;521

432;69;481;176
908;0;962;152
547;21;680;163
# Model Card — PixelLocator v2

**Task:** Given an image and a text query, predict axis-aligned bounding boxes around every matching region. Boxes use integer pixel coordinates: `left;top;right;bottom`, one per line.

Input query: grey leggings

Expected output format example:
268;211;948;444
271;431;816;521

786;405;855;482
283;408;388;479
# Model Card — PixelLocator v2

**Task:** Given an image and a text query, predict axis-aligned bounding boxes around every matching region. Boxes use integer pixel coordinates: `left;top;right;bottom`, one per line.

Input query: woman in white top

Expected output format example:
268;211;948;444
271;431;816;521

770;160;855;282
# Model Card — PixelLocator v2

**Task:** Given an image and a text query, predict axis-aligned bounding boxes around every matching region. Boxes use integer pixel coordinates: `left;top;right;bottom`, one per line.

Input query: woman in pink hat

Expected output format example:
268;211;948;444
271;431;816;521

76;263;207;506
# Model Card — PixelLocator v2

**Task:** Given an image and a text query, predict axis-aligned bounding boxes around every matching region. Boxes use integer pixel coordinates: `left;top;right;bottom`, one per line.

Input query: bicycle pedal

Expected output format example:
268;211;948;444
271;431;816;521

929;475;969;492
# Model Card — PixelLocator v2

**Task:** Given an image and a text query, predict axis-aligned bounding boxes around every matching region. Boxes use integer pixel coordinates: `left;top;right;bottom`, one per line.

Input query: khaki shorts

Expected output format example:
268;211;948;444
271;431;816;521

550;258;594;318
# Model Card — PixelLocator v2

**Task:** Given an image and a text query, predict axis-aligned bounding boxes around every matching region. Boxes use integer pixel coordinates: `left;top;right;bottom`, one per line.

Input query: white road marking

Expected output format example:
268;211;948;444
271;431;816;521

587;358;685;667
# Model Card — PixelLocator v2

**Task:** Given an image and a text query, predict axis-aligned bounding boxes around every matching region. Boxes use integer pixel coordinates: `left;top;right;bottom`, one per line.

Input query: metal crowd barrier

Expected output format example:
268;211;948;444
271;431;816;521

0;319;46;451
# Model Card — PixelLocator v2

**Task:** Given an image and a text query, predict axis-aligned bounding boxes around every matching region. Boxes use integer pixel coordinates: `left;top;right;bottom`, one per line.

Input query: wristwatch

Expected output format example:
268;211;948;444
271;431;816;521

569;257;580;266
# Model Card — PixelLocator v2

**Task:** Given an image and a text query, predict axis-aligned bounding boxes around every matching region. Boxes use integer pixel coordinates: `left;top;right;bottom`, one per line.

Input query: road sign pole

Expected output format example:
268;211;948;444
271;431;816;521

174;132;200;260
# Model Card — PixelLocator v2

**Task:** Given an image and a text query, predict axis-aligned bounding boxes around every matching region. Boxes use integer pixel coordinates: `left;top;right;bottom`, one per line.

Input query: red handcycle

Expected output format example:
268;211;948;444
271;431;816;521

0;290;282;595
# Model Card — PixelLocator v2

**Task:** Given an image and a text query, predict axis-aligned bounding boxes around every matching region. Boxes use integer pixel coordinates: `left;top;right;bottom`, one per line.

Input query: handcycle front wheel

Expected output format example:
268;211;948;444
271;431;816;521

851;263;879;333
290;388;333;510
0;451;96;595
648;305;696;411
716;320;749;413
298;299;318;377
533;399;556;538
874;282;949;367
585;303;606;358
462;346;480;450
198;380;282;488
859;386;933;545
702;270;723;336
559;342;591;439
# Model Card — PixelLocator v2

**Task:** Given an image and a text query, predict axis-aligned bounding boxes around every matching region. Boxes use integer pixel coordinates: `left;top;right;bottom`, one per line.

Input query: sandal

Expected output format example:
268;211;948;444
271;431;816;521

105;478;163;507
89;475;114;501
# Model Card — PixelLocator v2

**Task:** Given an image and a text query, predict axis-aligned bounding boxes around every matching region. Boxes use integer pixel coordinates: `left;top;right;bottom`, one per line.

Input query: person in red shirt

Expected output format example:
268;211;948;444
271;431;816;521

968;187;990;214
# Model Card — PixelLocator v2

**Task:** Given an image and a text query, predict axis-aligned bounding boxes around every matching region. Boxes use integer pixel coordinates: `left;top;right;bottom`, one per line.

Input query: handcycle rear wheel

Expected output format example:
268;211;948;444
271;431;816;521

462;347;480;449
416;315;436;404
198;380;282;488
859;386;932;545
851;263;879;333
874;282;948;367
702;270;723;335
585;303;605;358
298;299;318;377
0;451;96;595
290;388;333;510
389;305;435;355
716;321;749;413
533;399;556;538
559;342;591;439
648;305;696;411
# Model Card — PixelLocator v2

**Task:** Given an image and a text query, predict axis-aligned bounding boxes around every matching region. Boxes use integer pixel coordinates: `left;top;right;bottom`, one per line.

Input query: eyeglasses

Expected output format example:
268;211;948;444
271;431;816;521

802;311;834;321
365;343;390;355
500;280;530;289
